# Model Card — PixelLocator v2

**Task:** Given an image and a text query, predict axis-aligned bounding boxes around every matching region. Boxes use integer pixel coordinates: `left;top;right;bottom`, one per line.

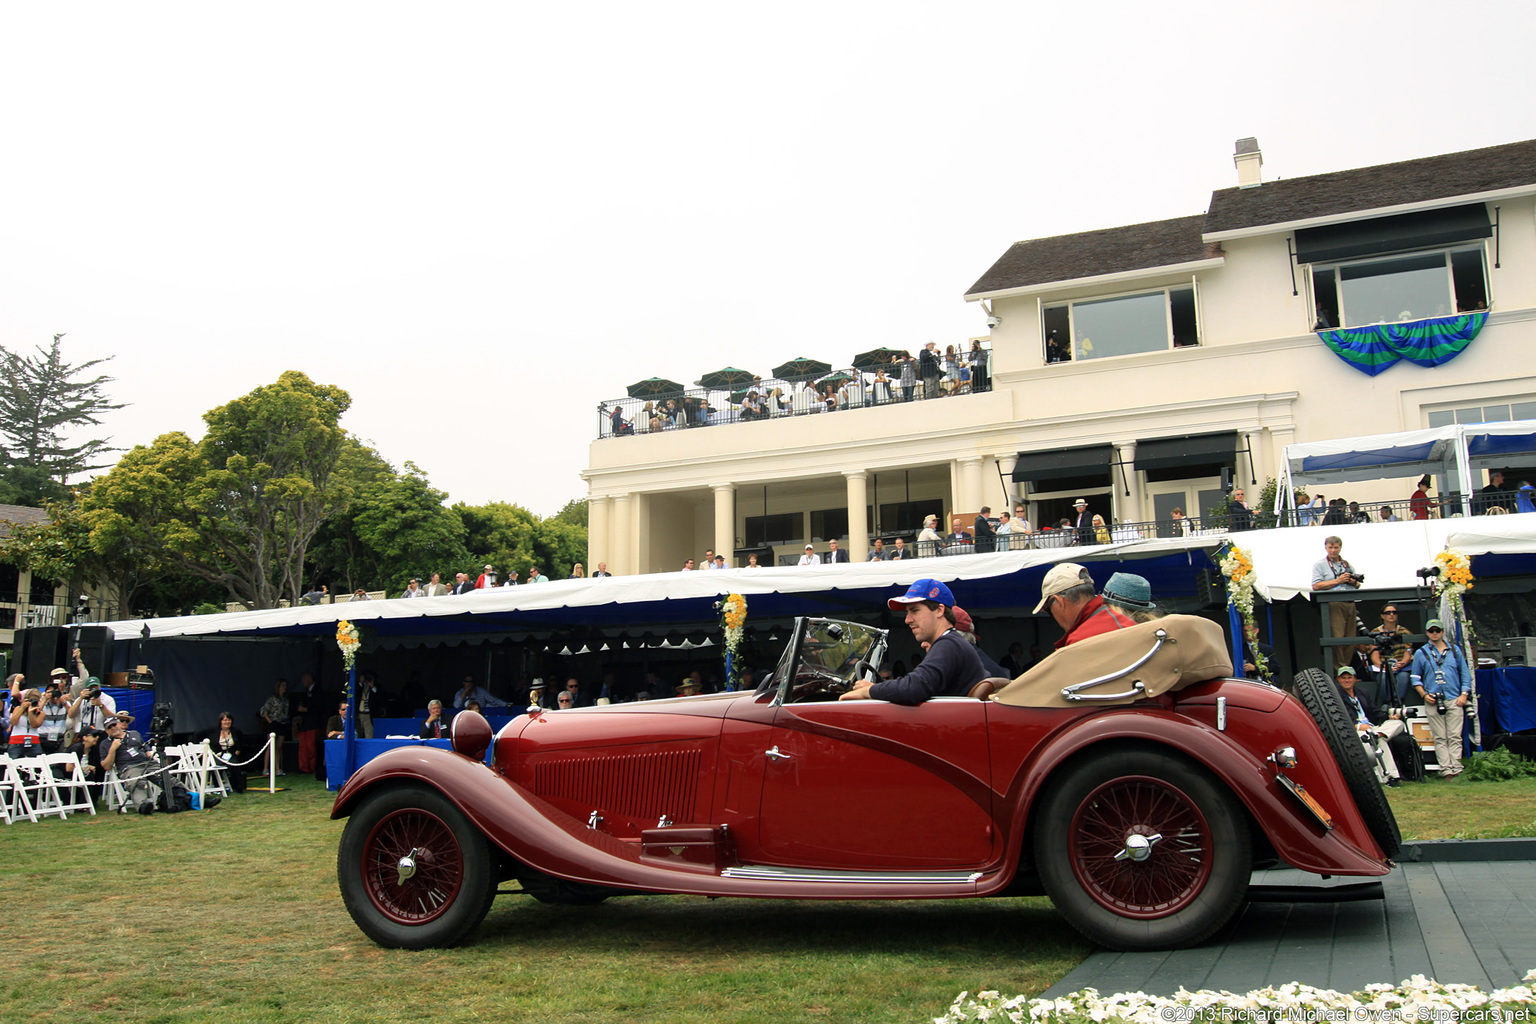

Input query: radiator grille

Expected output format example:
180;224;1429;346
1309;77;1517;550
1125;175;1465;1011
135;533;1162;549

532;748;701;820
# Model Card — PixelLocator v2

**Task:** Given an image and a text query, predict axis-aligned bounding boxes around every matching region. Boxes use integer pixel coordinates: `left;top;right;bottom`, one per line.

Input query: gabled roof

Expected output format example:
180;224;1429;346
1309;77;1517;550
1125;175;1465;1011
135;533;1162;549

966;215;1220;298
1205;138;1536;235
0;504;48;541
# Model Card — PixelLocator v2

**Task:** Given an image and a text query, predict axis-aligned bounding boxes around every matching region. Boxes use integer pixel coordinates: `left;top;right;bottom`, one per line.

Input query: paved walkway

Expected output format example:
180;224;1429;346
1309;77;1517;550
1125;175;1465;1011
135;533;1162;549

1043;841;1536;998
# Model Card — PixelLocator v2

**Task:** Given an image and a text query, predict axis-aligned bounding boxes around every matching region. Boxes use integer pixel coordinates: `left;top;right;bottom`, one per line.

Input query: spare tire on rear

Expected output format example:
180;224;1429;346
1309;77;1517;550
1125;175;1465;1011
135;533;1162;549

1290;667;1401;859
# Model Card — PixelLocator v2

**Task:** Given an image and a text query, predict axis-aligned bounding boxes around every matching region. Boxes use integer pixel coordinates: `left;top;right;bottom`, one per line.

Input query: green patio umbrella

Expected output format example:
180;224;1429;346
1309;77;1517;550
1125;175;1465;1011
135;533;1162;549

852;347;904;369
696;367;757;389
771;357;832;382
626;377;686;398
816;371;854;388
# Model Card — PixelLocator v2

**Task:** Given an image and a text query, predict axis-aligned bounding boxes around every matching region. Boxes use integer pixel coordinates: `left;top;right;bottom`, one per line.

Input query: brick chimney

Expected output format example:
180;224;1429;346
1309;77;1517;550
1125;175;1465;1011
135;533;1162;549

1234;137;1262;189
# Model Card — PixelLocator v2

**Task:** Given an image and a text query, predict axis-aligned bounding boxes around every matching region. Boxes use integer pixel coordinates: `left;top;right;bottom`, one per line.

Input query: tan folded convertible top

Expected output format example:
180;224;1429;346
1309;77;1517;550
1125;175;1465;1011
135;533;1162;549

991;614;1234;709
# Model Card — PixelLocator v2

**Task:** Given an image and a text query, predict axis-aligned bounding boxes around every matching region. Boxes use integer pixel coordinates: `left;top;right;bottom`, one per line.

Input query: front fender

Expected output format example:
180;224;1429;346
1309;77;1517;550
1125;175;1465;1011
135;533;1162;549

1005;708;1389;877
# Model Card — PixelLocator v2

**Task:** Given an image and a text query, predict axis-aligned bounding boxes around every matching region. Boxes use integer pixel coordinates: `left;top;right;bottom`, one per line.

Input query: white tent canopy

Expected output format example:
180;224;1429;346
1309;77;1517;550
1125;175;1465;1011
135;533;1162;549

1238;515;1536;602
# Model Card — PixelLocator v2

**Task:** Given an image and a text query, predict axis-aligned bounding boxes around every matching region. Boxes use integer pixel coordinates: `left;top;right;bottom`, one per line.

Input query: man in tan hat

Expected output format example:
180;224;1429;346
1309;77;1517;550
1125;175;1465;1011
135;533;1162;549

1035;563;1135;649
1071;499;1094;546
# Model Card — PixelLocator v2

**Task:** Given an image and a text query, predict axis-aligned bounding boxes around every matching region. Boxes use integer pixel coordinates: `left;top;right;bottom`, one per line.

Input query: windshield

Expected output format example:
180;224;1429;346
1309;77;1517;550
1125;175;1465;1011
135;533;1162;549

770;617;889;704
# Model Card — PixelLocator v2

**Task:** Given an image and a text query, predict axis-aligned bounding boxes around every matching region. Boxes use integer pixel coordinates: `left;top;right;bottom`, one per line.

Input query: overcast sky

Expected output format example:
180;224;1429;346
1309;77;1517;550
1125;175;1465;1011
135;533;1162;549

3;1;1533;515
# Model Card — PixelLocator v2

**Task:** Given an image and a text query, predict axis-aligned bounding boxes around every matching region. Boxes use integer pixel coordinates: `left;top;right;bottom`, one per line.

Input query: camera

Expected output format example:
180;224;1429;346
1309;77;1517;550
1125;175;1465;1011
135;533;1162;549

985;315;1002;329
1350;572;1365;584
149;701;175;745
1416;566;1441;581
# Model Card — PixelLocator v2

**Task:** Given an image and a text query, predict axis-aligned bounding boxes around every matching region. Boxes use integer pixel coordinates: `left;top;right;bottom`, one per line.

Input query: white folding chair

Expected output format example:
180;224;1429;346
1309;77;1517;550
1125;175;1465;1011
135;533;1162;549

0;760;34;823
174;741;228;800
103;765;162;812
44;752;97;817
13;756;67;821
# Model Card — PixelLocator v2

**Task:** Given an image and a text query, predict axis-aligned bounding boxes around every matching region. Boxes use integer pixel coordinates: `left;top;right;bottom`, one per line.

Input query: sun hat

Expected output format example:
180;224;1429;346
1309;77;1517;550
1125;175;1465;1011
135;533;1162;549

1336;665;1357;678
1033;563;1089;615
1425;619;1445;631
1102;572;1156;611
1073;498;1087;507
888;578;955;610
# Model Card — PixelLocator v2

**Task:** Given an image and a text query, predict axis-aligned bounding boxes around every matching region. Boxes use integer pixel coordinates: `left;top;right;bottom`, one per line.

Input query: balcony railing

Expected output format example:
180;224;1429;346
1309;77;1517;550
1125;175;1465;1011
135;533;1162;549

596;347;992;439
770;495;1510;563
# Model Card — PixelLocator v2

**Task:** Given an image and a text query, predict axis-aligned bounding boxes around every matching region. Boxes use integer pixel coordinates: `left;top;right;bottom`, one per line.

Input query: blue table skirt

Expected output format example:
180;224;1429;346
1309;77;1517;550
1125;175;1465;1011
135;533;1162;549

1476;667;1536;735
325;737;469;790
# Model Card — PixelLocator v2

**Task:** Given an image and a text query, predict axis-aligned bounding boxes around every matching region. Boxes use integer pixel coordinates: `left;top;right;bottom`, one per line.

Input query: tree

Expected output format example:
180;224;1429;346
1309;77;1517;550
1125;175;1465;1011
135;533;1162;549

454;501;539;576
84;372;350;609
0;334;124;494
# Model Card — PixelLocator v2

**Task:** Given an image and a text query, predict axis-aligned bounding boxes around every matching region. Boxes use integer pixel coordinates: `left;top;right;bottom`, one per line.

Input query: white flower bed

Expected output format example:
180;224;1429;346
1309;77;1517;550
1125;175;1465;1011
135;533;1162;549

935;970;1536;1023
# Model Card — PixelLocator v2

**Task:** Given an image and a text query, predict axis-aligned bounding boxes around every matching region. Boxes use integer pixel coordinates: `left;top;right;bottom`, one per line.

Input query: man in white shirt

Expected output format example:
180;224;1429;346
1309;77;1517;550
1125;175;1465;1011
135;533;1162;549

798;544;820;566
403;579;426;598
825;539;849;564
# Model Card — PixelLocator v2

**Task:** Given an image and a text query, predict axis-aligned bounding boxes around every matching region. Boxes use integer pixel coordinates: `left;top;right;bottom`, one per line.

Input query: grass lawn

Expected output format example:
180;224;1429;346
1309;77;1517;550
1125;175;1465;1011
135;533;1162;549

0;776;1088;1024
1387;774;1536;840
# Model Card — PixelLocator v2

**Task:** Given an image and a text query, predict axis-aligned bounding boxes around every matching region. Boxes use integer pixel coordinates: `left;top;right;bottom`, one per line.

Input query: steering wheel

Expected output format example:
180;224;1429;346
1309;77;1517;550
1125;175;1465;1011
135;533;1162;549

852;659;878;685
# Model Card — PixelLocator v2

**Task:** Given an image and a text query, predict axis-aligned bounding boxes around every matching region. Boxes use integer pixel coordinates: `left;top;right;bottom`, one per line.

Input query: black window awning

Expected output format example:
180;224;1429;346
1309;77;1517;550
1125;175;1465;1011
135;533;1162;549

1135;432;1239;473
1011;444;1113;484
1295;203;1491;264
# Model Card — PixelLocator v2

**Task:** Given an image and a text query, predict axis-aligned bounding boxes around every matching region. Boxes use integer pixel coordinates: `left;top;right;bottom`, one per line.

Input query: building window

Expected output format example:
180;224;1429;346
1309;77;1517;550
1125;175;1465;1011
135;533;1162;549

745;513;801;547
877;500;945;535
28;576;57;608
1042;285;1198;362
1312;246;1488;329
808;508;848;542
1427;400;1536;428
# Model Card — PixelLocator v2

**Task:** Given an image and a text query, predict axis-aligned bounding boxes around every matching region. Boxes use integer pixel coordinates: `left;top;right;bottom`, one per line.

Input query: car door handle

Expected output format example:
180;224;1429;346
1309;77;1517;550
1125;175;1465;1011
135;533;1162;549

765;745;791;761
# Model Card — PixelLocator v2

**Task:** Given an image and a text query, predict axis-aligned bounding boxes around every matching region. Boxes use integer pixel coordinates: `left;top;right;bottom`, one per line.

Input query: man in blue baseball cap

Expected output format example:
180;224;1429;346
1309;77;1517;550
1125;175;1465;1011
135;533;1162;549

840;578;988;705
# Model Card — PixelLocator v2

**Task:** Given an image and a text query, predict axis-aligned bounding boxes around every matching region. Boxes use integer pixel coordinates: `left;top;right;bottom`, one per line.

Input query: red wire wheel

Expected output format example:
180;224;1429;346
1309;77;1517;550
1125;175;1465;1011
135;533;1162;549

361;807;466;925
1035;747;1250;950
1066;775;1213;918
338;783;498;948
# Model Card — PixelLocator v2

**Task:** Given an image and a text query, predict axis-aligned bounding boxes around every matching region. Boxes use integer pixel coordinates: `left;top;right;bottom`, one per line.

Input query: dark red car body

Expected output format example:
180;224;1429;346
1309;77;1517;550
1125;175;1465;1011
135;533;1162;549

333;616;1392;950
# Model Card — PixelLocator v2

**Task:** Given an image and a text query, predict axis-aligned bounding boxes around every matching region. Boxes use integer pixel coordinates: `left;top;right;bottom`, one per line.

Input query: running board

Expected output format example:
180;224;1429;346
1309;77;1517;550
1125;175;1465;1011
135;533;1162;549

721;864;982;884
1246;881;1384;903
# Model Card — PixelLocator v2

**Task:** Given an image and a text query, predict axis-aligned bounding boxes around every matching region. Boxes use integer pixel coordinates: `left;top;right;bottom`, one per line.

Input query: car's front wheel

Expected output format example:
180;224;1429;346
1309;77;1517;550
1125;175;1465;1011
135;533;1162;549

338;783;498;948
1035;748;1251;950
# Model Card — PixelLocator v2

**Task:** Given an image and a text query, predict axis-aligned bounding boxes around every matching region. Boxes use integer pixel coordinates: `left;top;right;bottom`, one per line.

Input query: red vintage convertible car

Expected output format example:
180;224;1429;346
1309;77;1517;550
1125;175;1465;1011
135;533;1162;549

333;615;1398;951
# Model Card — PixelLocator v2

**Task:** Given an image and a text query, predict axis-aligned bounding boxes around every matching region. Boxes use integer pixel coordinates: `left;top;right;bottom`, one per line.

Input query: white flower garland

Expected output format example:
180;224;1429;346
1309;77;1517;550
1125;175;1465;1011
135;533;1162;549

1219;545;1267;682
935;970;1536;1023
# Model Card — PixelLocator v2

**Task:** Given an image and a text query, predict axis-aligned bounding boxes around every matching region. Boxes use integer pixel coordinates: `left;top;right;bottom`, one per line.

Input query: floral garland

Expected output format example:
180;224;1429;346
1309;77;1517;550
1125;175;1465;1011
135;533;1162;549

935;970;1536;1023
719;593;747;691
336;619;360;671
1219;544;1268;682
1432;546;1477;647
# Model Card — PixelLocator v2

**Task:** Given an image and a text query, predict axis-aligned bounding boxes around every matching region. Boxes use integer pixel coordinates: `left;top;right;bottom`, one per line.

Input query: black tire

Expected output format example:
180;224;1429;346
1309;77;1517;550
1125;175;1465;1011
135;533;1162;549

338;783;498;948
1034;748;1251;951
1290;667;1401;858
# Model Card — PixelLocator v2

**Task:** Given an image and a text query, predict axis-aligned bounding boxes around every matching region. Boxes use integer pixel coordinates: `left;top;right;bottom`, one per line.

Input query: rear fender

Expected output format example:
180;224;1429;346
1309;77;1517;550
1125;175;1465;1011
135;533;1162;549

1005;709;1389;877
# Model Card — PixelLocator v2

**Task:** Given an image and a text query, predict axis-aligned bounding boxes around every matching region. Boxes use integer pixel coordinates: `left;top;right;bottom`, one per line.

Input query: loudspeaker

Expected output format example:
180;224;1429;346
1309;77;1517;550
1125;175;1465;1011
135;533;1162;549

72;625;114;679
18;626;65;686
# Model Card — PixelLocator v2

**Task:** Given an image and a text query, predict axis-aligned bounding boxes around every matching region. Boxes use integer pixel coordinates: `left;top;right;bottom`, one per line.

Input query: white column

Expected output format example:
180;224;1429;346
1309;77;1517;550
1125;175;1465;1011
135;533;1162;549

1113;441;1141;525
712;484;735;565
996;454;1019;511
959;456;984;513
611;494;634;576
588;496;611;571
845;470;869;560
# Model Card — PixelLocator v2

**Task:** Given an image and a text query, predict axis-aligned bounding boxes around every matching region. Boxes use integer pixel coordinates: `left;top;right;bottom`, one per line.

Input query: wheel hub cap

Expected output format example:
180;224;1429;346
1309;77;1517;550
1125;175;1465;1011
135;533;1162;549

397;847;421;885
1114;831;1163;862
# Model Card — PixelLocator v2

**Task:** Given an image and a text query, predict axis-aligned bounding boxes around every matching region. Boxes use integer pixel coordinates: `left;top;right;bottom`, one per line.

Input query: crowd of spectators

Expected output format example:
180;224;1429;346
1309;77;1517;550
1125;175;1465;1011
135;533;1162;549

602;346;992;438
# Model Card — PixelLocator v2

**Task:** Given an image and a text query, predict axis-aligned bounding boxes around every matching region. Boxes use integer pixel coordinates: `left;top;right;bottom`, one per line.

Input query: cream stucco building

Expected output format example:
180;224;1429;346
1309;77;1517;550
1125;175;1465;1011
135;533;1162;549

585;138;1536;574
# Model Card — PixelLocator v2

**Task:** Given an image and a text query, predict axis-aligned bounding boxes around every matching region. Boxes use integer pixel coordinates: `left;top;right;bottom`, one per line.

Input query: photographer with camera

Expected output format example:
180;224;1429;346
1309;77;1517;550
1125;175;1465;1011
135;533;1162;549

37;682;70;754
63;727;106;804
1410;619;1471;777
98;716;161;809
1371;604;1415;703
1311;535;1364;670
8;687;46;758
66;678;116;746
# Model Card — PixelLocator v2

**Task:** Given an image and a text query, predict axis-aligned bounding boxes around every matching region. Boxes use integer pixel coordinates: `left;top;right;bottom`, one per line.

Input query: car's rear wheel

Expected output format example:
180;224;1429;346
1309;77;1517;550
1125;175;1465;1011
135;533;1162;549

1290;666;1401;859
1035;748;1251;950
338;783;497;948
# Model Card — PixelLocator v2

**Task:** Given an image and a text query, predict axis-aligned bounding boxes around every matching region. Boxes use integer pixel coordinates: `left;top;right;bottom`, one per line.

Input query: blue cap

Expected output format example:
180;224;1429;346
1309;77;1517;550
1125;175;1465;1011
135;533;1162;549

889;578;954;610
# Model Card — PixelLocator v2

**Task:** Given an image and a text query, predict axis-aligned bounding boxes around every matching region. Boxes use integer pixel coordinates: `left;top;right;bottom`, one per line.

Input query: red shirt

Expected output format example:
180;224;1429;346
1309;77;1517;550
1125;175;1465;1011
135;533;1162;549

1054;595;1138;649
1410;488;1430;521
